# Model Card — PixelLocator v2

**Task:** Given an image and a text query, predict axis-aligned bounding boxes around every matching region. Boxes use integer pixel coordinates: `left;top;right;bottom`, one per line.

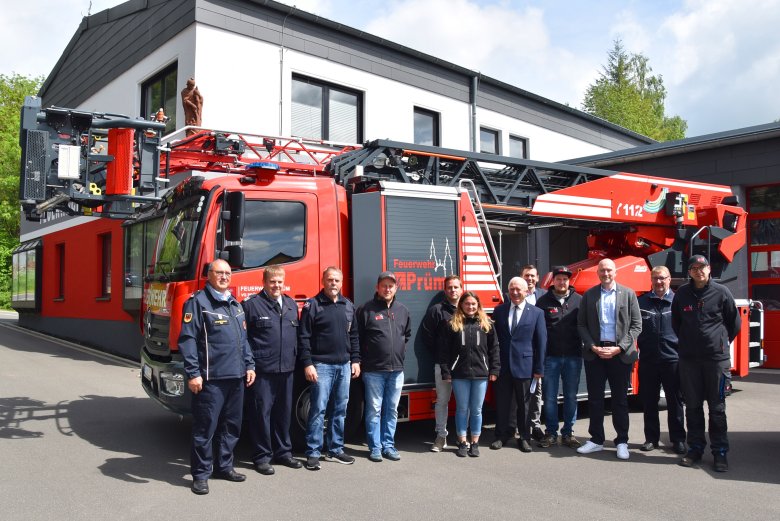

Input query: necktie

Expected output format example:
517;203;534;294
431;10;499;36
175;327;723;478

511;305;520;332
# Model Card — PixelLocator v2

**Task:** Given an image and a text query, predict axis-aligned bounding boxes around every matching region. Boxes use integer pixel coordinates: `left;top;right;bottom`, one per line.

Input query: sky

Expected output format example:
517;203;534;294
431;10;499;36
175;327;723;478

2;0;779;138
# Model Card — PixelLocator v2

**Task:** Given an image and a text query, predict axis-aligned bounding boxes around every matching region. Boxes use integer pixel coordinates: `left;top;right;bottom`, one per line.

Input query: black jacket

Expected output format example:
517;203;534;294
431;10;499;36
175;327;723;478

298;290;360;367
438;317;500;380
420;298;457;354
357;295;411;372
637;290;679;363
671;279;741;361
178;286;254;381
536;288;583;358
242;291;299;373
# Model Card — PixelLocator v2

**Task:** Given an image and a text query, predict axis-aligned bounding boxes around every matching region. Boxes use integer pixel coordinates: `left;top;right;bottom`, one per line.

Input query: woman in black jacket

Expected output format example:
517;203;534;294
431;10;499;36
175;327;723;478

438;292;500;457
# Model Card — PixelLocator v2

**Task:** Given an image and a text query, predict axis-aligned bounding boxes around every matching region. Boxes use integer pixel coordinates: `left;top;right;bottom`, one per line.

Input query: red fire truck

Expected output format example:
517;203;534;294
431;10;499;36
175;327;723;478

18;98;762;444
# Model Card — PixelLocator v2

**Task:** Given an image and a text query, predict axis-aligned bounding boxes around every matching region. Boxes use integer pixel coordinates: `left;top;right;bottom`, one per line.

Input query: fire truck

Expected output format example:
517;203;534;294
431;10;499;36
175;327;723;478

18;98;763;443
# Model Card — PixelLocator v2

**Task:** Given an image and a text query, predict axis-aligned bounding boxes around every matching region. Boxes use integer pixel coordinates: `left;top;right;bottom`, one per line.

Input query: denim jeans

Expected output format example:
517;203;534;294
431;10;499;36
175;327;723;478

434;365;452;437
363;370;404;452
543;356;583;437
451;378;488;438
305;362;351;458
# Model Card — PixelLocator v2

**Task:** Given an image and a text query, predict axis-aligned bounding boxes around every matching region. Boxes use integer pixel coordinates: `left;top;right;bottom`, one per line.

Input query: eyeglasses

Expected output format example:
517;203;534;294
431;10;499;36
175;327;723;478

652;276;670;281
689;266;707;272
210;270;232;277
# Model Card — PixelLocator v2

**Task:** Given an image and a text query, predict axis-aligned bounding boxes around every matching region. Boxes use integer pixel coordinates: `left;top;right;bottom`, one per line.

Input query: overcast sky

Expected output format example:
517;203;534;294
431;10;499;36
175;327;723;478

2;0;778;137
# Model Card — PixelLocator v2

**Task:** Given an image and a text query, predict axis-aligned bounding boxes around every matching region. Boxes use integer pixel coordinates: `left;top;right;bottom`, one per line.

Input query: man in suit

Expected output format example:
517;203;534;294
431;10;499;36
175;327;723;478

521;264;546;441
576;258;641;460
491;277;547;453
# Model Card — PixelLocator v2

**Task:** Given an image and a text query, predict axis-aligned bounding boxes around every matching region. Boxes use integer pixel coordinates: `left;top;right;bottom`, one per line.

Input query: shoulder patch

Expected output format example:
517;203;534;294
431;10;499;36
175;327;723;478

183;312;193;323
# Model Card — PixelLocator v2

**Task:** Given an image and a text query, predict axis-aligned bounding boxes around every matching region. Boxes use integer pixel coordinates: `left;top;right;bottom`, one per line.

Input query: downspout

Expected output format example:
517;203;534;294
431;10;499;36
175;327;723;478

279;6;295;135
470;74;480;152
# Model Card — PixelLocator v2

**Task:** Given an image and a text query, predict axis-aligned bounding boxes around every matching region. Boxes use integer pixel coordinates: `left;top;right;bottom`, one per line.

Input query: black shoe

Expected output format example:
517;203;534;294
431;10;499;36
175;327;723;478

274;457;303;469
679;450;703;468
191;479;209;495
305;456;321;471
640;441;657;452
490;439;508;450
326;452;356;465
214;469;246;482
254;462;275;475
713;452;729;472
468;442;480;457
519;439;533;453
672;441;687;455
456;441;469;457
531;427;545;442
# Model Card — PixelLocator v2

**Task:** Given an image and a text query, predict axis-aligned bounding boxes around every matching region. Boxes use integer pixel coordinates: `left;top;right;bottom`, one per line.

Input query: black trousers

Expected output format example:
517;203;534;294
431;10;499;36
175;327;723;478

248;371;294;464
639;359;686;444
584;357;632;445
190;377;244;480
678;358;730;454
494;372;532;441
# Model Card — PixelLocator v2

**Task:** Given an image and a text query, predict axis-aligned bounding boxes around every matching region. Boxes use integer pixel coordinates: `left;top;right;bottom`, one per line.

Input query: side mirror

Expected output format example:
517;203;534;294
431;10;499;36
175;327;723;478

219;245;244;268
223;191;245;242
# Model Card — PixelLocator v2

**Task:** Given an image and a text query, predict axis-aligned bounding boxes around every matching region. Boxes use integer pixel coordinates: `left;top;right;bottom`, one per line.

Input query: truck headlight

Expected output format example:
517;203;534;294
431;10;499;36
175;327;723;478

160;372;185;396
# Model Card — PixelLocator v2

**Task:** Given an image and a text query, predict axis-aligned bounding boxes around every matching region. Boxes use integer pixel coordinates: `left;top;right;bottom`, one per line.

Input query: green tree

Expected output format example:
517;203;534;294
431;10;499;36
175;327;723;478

0;73;44;308
582;39;687;141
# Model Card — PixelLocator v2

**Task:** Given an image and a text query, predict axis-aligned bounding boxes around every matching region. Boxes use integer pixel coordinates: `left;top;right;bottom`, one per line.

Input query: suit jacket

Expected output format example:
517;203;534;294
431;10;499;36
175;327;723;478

577;282;642;364
493;301;547;378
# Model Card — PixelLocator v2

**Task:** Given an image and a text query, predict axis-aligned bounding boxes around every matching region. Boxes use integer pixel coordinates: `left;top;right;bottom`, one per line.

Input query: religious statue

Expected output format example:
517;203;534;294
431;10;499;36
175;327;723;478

181;78;203;136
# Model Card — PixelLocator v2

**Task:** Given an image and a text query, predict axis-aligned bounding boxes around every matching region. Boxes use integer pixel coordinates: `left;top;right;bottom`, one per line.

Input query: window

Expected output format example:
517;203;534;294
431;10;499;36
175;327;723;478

509;135;528;159
414;107;440;146
480;127;499;154
242;201;306;268
124;217;162;303
56;243;65;300
750;250;780;278
141;63;177;134
748;185;780;214
11;241;40;310
291;75;362;143
750;218;780;246
99;233;112;298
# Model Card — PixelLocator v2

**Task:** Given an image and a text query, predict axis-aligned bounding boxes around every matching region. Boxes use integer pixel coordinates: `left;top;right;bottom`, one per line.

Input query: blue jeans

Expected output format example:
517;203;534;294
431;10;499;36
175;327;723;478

363;370;404;452
305;362;351;458
543;356;583;437
451;378;488;438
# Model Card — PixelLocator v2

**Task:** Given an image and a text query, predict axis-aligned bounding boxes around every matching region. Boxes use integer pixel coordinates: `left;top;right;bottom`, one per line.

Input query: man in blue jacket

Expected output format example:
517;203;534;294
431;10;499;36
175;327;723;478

491;277;547;453
243;265;302;476
178;259;256;495
637;266;686;455
672;255;740;472
357;271;411;462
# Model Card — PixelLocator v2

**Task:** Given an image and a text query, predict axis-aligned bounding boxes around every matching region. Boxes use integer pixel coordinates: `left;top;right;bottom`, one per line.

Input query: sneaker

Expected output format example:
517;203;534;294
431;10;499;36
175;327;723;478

713;452;729;472
382;448;401;461
468;442;480;457
368;451;383;462
538;434;558;448
679;450;703;468
325;452;355;465
577;440;604;454
431;435;447;452
305;456;321;471
456;441;469;458
561;434;581;449
531;426;545;442
616;443;630;460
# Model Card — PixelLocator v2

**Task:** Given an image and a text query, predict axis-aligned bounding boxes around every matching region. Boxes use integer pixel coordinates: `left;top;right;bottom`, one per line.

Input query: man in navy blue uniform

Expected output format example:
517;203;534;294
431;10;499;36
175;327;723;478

637;266;686;455
178;259;256;495
491;276;547;453
243;265;302;476
298;267;361;470
672;255;740;472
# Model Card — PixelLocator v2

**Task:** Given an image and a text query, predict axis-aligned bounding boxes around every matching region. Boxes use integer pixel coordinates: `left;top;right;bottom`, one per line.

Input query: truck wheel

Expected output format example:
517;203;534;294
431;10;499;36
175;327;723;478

290;373;365;451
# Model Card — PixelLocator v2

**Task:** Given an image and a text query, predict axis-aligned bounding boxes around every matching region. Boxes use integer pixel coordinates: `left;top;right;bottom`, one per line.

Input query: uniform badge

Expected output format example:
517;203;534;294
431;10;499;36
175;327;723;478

375;314;384;320
183;313;192;323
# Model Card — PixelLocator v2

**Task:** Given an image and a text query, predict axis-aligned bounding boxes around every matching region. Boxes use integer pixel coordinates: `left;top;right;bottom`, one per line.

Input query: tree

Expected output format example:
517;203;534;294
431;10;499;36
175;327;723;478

0;73;44;308
582;39;687;141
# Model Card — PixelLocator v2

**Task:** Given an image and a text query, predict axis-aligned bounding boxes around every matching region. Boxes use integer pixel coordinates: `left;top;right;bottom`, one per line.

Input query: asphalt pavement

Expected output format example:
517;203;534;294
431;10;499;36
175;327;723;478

1;311;779;521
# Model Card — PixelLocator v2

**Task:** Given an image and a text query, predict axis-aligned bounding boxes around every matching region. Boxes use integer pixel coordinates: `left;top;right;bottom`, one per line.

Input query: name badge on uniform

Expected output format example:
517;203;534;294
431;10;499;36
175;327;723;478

214;319;229;326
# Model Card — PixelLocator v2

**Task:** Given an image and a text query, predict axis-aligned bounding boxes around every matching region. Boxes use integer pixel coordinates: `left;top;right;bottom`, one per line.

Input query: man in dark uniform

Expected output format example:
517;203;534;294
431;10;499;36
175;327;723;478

637;266;686;455
672;255;740;472
178;259;256;495
243;265;302;476
298;267;361;471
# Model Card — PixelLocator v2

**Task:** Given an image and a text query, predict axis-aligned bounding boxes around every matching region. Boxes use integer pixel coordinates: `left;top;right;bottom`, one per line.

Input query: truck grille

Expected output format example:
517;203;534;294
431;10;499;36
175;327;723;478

145;312;171;357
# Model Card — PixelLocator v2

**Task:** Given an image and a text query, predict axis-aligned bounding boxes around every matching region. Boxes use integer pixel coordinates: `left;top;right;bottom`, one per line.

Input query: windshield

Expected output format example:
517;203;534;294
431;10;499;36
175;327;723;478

151;192;207;280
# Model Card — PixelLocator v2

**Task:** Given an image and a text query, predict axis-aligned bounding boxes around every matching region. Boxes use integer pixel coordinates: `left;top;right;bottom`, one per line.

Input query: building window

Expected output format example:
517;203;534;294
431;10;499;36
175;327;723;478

141;63;177;134
509;135;529;159
291;75;362;143
480;127;499;154
56;243;65;300
414;107;440;146
242;200;306;268
11;240;40;310
748;185;780;214
99;233;112;298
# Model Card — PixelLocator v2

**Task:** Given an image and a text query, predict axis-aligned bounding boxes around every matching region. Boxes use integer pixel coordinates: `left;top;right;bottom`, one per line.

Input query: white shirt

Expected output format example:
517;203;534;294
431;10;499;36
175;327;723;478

508;301;527;330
